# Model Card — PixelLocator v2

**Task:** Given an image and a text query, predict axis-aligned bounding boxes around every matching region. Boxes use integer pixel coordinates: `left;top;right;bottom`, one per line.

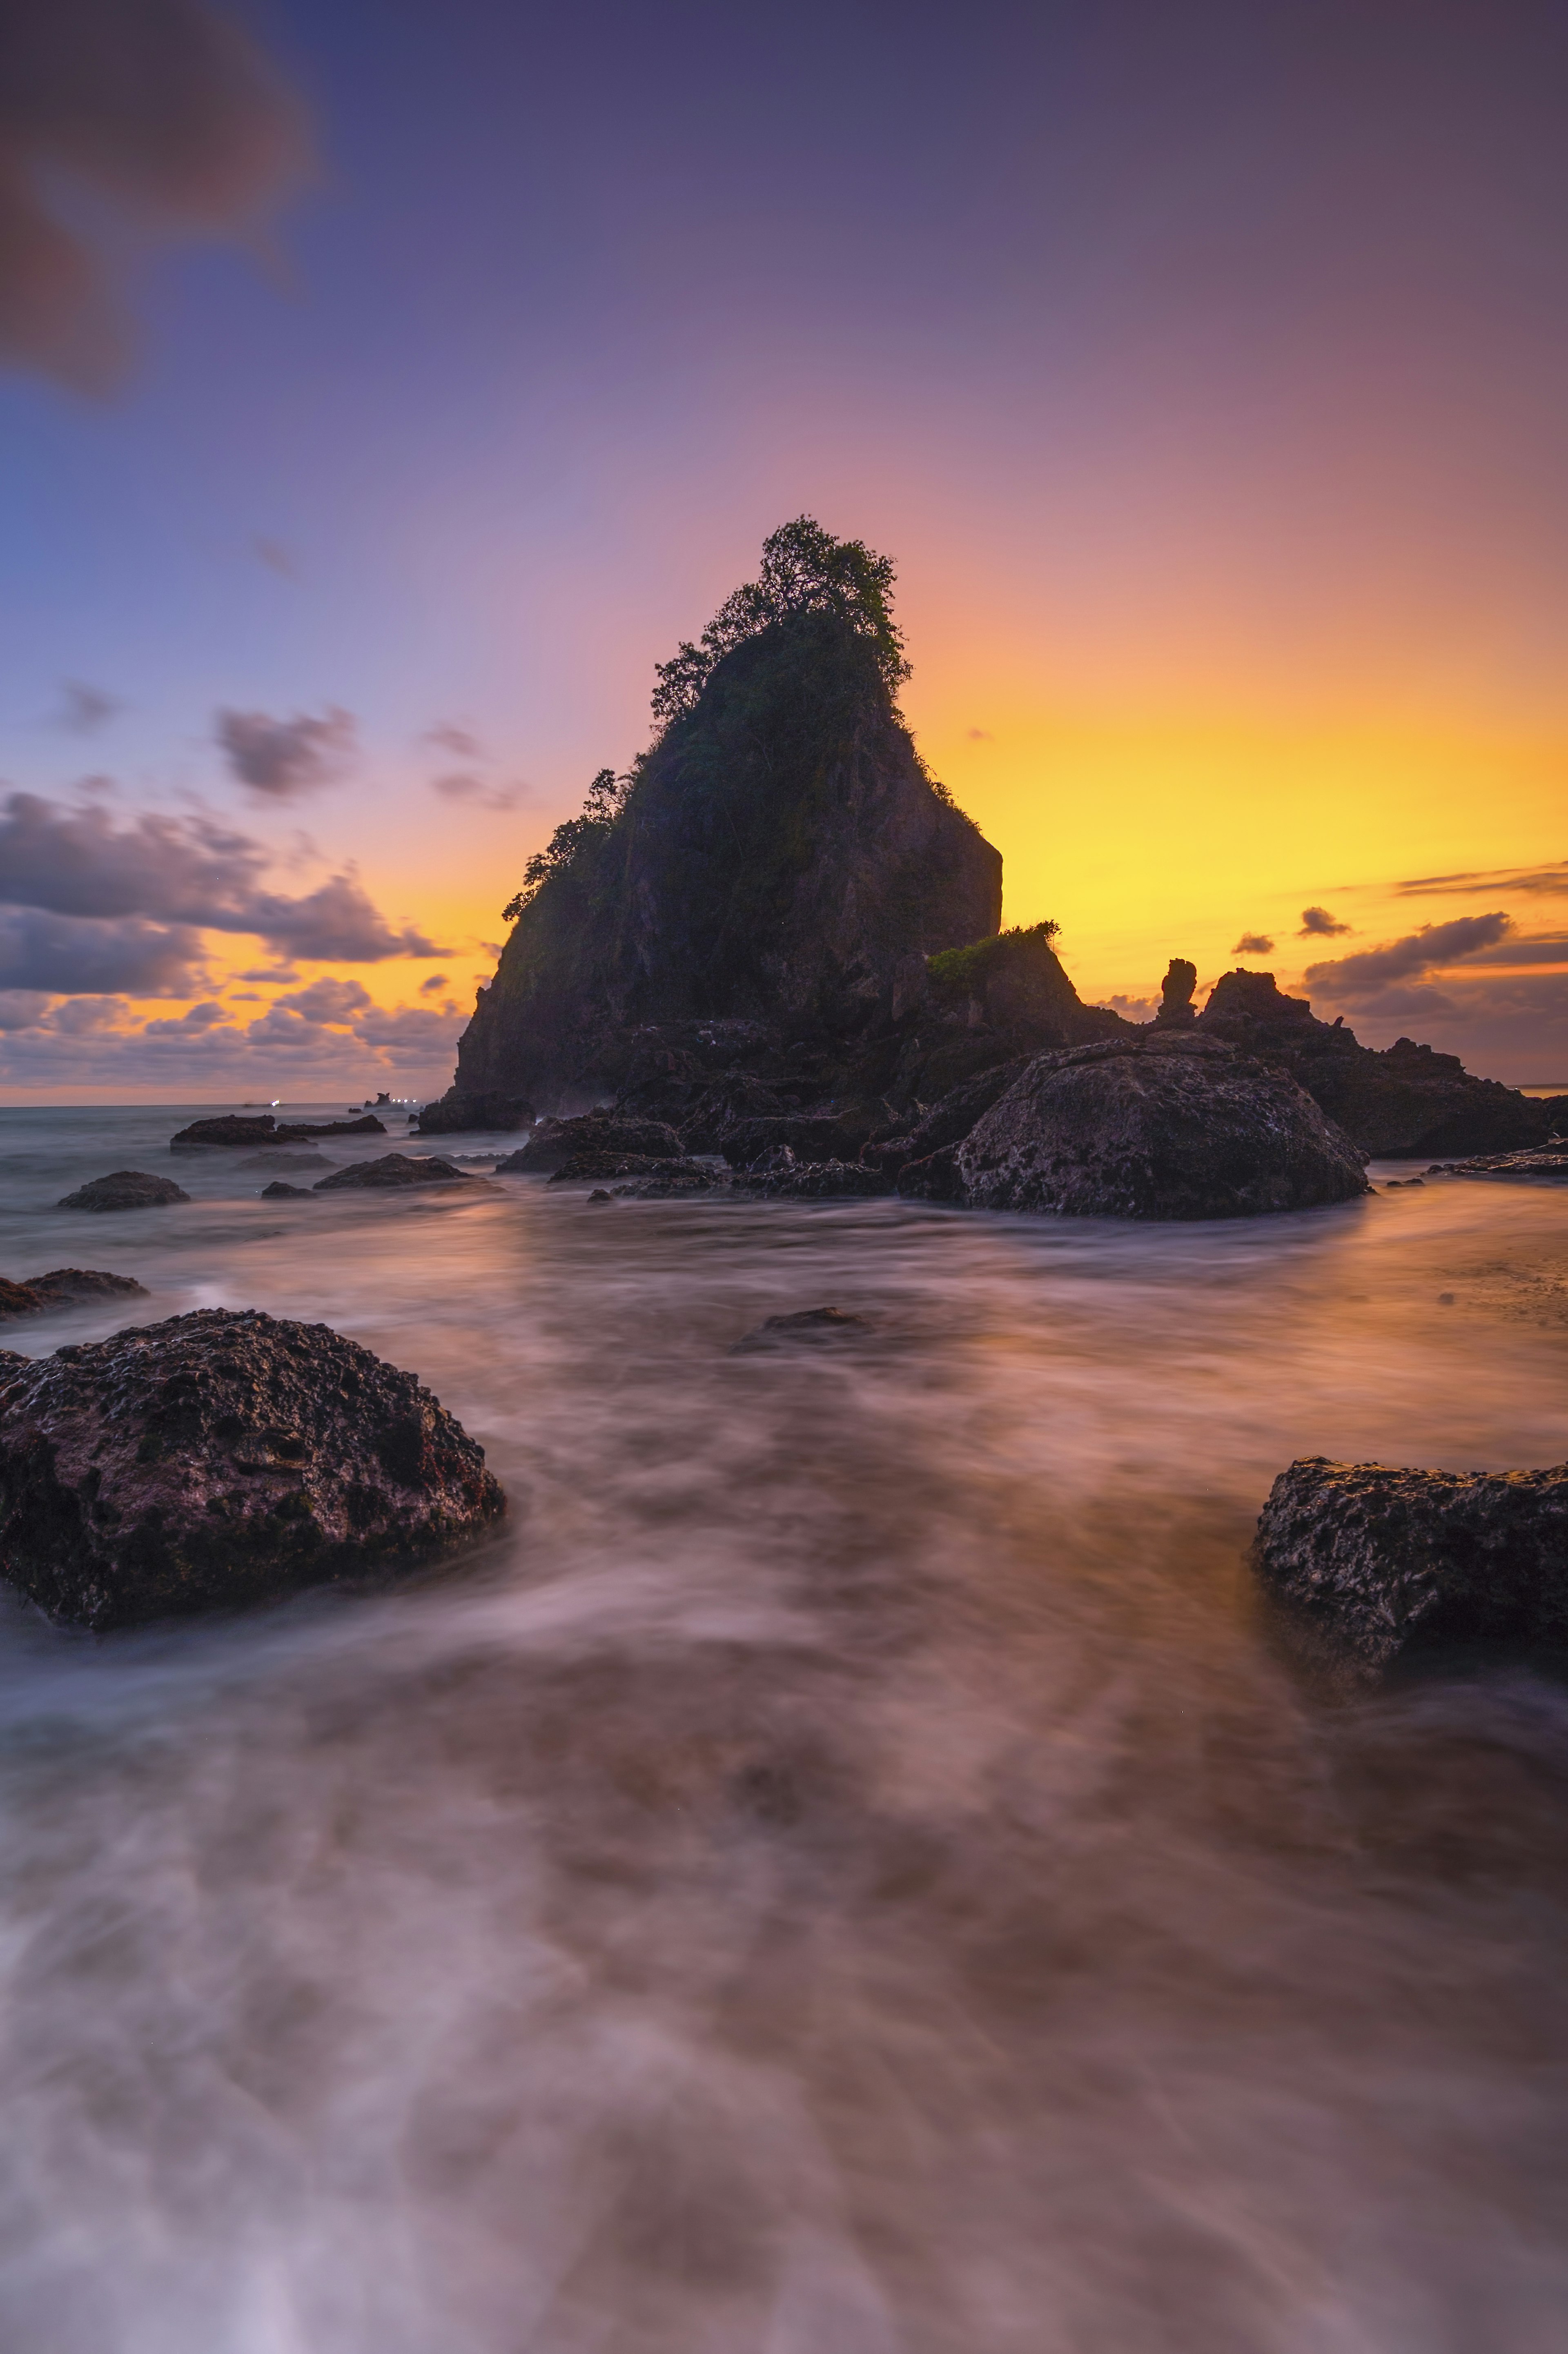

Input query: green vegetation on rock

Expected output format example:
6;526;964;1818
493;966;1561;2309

927;922;1062;1001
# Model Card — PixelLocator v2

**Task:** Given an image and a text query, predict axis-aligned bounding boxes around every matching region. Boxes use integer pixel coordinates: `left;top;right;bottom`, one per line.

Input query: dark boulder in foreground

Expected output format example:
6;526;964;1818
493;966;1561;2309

497;1114;686;1174
0;1308;505;1629
955;1034;1369;1219
731;1307;872;1352
58;1171;190;1212
1255;1456;1568;1676
413;1090;534;1136
0;1270;147;1320
312;1154;478;1192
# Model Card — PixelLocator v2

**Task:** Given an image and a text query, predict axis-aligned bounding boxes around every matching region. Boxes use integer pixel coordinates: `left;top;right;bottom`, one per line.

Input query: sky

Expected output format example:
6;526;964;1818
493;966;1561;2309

2;0;1567;1101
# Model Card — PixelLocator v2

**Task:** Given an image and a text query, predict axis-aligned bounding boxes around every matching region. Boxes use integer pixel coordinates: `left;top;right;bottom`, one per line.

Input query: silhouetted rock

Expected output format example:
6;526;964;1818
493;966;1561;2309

731;1306;872;1352
58;1171;190;1212
956;1034;1368;1219
261;1181;314;1199
1255;1455;1568;1676
497;1114;687;1174
413;1091;535;1136
290;1115;388;1140
1153;958;1198;1027
172;1114;295;1151
1198;968;1550;1157
0;1307;504;1629
441;612;1002;1114
312;1154;477;1192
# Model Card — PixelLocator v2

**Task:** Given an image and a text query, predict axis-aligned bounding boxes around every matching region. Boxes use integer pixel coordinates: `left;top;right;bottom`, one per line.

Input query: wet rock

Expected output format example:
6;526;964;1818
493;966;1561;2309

549;1151;710;1185
1255;1455;1568;1676
745;1159;894;1199
0;1269;147;1319
1426;1144;1568;1182
957;1034;1369;1220
865;1056;1034;1176
0;1307;505;1629
731;1306;872;1353
312;1154;479;1192
261;1181;314;1199
413;1090;535;1136
497;1114;687;1174
894;1145;967;1202
586;1189;614;1204
58;1171;191;1212
677;1073;789;1151
171;1114;295;1151
720;1114;865;1169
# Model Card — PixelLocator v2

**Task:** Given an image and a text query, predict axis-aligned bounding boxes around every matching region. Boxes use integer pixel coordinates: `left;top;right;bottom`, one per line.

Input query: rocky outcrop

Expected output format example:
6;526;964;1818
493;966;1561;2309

1153;958;1198;1027
1197;969;1556;1158
171;1113;386;1151
866;1057;1034;1176
413;1091;534;1136
0;1270;147;1320
747;1160;893;1199
438;612;1002;1115
1428;1142;1568;1182
953;1033;1368;1219
0;1308;504;1629
1255;1456;1568;1676
497;1114;686;1174
548;1151;708;1185
59;1172;189;1212
312;1154;479;1192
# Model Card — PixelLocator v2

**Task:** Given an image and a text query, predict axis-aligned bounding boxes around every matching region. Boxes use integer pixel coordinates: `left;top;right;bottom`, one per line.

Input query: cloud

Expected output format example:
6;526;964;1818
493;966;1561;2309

1397;860;1568;899
430;773;521;812
1298;906;1351;938
47;994;132;1035
423;723;483;762
0;0;310;394
419;973;448;997
1232;932;1274;955
0;791;442;961
142;1000;228;1036
271;976;373;1024
1305;912;1514;1007
216;706;356;799
0;990;51;1030
0;905;205;995
56;680;120;732
1099;993;1158;1021
1457;933;1568;969
967;727;993;742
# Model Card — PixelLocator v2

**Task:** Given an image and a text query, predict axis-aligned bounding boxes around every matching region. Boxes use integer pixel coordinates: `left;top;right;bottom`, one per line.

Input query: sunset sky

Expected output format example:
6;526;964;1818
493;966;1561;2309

2;0;1566;1099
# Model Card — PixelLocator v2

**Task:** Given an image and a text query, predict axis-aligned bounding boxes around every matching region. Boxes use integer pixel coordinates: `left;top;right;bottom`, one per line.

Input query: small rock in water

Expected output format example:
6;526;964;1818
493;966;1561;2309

0;1307;505;1628
261;1181;315;1199
0;1269;147;1319
731;1306;873;1353
58;1171;190;1212
312;1154;477;1192
1254;1454;1568;1677
238;1150;332;1174
587;1188;613;1204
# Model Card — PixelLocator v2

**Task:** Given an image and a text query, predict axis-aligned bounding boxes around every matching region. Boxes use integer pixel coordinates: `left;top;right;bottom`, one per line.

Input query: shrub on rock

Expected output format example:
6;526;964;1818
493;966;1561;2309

956;1034;1368;1220
0;1308;505;1628
1255;1456;1568;1675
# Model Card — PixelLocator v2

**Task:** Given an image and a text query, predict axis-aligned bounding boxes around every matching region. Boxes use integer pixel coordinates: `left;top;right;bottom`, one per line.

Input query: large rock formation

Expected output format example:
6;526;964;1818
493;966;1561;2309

1198;969;1559;1158
439;612;1002;1114
0;1308;504;1628
1255;1456;1568;1676
950;1033;1369;1219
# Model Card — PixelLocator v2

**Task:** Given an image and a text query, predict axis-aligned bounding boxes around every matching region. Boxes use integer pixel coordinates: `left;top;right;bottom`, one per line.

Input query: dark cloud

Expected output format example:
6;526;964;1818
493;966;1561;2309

0;905;204;995
967;727;993;742
1305;912;1513;1006
0;0;310;393
0;989;50;1030
430;773;521;812
0;791;443;961
1298;906;1350;937
418;973;448;997
216;706;356;799
1232;931;1274;955
271;976;373;1024
55;679;120;732
1397;861;1568;898
423;723;483;762
143;1000;228;1036
1099;992;1158;1021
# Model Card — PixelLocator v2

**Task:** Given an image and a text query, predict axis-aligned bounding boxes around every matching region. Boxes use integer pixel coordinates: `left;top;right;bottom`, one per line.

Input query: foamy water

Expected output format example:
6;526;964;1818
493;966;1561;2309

1;1104;1566;2352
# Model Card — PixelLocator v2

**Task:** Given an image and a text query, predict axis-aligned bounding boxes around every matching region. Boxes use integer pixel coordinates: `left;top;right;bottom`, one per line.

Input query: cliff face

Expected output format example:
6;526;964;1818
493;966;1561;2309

451;614;1002;1110
1198;968;1557;1157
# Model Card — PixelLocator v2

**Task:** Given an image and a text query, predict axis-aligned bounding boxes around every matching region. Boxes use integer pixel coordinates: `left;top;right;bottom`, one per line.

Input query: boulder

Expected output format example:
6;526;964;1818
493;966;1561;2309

497;1114;686;1174
0;1307;505;1629
1198;968;1551;1158
261;1181;314;1199
731;1307;872;1353
864;1056;1034;1175
413;1091;535;1136
0;1269;147;1319
58;1171;190;1212
289;1115;389;1140
172;1114;296;1151
312;1154;478;1192
956;1034;1369;1219
1255;1456;1568;1676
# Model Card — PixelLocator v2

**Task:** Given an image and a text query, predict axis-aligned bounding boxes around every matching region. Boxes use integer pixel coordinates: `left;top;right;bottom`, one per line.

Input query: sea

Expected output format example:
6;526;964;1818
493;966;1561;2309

0;1100;1566;2354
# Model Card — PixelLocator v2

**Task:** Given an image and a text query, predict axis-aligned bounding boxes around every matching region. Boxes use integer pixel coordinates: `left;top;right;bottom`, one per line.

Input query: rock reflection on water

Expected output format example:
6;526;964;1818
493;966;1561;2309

0;1109;1567;2351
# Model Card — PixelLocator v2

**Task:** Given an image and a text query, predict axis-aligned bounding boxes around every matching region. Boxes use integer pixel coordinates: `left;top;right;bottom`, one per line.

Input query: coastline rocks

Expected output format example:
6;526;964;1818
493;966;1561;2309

549;1151;708;1184
1255;1456;1568;1675
58;1171;190;1212
0;1308;505;1628
866;1056;1033;1177
720;1114;864;1169
956;1035;1369;1219
746;1160;893;1199
413;1090;535;1136
0;1270;147;1320
238;1150;332;1174
498;1114;686;1174
731;1307;872;1352
170;1113;387;1152
1427;1143;1568;1182
312;1154;477;1192
261;1181;314;1199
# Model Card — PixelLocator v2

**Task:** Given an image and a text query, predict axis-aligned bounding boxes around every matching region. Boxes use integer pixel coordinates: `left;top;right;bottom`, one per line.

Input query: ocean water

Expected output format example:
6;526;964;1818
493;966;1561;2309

1;1102;1566;2354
